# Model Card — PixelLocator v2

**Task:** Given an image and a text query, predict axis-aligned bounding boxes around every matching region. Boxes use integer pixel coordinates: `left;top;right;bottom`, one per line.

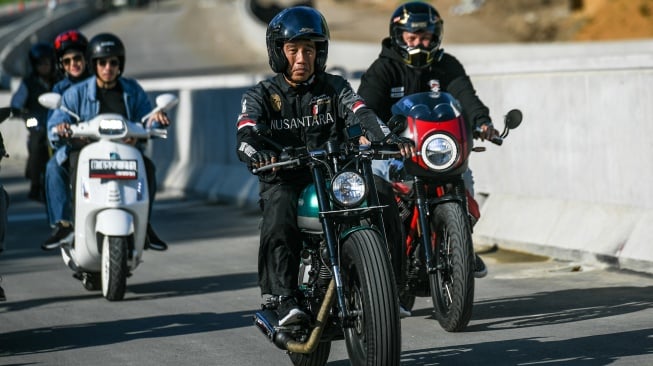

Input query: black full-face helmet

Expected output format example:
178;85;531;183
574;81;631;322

266;6;330;74
53;29;88;72
389;1;444;68
28;42;55;70
87;33;125;75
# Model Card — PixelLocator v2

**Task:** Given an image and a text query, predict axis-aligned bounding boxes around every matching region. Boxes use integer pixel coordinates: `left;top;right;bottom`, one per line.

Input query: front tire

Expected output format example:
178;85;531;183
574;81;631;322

429;202;475;332
101;236;128;301
288;342;331;366
341;229;401;366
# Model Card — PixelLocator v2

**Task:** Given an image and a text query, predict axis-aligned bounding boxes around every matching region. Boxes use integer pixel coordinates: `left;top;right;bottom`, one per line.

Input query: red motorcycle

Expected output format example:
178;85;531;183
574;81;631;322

387;91;522;331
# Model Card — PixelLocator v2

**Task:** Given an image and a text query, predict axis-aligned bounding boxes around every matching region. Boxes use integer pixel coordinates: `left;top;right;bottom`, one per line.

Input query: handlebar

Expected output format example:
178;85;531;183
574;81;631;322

250;143;402;174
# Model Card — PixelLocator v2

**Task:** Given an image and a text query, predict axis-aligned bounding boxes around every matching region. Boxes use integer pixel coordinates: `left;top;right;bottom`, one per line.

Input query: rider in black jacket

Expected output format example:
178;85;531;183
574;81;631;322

236;6;394;326
358;2;499;283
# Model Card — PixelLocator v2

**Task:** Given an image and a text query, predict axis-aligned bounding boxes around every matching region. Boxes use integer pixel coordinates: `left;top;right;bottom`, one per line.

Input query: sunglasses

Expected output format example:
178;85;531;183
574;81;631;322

62;54;83;66
96;58;120;68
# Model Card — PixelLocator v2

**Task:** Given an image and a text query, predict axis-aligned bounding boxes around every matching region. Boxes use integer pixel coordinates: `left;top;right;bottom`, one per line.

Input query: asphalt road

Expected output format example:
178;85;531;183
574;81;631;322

1;159;653;366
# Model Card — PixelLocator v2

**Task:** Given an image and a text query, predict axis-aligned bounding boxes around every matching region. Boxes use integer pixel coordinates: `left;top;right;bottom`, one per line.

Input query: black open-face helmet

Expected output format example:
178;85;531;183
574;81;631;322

53;29;88;72
87;33;125;75
28;42;55;70
266;6;330;74
389;1;443;68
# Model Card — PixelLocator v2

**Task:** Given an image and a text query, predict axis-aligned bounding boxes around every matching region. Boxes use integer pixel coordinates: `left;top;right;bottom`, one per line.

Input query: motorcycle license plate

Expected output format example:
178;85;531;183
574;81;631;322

89;159;138;179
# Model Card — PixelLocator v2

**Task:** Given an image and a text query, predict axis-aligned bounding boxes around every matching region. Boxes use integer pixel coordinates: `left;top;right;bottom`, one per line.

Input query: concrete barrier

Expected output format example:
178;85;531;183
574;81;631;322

136;38;653;276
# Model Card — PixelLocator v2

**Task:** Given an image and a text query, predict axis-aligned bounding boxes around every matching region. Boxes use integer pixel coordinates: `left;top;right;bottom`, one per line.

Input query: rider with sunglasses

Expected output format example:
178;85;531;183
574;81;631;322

42;30;90;249
45;33;169;252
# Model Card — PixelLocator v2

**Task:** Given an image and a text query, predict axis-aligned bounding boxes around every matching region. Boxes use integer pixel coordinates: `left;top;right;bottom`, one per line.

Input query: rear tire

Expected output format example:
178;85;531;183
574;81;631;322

341;229;401;366
429;202;474;332
101;236;128;301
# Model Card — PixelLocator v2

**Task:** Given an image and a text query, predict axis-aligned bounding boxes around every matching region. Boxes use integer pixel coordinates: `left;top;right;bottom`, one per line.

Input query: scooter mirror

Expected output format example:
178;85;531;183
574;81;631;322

155;93;179;111
38;92;62;110
505;109;522;130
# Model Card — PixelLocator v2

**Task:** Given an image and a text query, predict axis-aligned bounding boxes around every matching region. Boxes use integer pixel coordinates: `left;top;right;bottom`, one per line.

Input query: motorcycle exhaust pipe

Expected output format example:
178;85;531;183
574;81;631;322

253;279;336;353
284;279;335;354
253;308;279;343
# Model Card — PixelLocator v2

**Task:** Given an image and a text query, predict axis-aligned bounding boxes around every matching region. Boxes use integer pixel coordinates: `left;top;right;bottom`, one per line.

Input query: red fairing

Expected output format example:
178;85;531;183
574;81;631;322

408;114;470;172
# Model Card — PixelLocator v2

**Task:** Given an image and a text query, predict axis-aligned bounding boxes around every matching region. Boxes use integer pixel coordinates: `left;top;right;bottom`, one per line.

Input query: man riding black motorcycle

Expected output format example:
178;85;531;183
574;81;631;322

235;6;412;326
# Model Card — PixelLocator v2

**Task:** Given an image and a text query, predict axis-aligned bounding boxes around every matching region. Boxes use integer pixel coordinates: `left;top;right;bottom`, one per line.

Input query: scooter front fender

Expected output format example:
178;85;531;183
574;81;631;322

96;209;133;236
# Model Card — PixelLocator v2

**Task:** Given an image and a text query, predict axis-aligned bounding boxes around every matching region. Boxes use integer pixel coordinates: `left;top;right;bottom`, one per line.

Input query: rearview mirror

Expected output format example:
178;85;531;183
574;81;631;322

505;109;522;130
155;93;179;111
38;92;62;110
387;114;407;134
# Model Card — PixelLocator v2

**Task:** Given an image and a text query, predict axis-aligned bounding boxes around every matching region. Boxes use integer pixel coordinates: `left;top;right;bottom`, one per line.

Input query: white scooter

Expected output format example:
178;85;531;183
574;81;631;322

39;92;178;301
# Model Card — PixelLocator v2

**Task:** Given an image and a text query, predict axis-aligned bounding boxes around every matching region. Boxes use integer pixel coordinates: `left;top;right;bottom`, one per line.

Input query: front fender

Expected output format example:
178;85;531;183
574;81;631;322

96;209;133;236
339;225;383;242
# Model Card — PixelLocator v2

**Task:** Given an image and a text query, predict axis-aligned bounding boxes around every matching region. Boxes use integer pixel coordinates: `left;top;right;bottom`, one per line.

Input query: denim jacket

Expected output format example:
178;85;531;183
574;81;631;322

47;76;152;165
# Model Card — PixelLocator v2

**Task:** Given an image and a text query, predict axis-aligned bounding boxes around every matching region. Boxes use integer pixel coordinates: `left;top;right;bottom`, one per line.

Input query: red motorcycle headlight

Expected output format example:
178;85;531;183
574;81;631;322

420;133;458;171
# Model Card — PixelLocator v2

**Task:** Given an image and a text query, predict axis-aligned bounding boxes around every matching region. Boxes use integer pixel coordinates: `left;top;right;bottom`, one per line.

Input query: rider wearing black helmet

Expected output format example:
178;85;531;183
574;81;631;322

236;6;401;326
10;42;59;202
359;1;499;282
44;33;170;252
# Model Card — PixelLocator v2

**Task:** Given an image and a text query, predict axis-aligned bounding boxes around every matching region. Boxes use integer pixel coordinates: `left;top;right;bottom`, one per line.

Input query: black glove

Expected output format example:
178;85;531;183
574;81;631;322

385;133;415;158
249;150;278;171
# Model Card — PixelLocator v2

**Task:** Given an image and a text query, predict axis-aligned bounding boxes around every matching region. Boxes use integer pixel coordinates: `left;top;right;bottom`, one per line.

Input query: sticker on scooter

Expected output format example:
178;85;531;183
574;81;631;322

89;159;138;179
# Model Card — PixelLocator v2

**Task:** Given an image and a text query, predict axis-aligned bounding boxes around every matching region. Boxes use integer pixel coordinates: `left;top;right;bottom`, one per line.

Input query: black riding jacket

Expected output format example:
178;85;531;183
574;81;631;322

358;38;491;129
236;72;387;184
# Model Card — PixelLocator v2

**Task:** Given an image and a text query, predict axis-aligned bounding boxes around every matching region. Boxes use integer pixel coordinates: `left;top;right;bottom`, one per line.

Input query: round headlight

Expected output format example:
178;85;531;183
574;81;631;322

331;171;367;207
421;133;458;171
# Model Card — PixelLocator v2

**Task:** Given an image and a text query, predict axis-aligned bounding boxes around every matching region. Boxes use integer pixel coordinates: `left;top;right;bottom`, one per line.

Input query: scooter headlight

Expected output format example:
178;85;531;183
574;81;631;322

98;119;126;137
421;133;458;171
331;171;367;207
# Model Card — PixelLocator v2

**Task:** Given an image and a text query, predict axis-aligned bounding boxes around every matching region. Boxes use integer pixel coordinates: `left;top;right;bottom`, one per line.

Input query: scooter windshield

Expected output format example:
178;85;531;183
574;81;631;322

391;92;462;122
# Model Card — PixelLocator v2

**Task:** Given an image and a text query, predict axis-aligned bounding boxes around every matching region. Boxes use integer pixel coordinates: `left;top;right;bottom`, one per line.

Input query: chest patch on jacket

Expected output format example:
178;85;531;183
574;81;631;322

390;86;404;98
270;93;282;112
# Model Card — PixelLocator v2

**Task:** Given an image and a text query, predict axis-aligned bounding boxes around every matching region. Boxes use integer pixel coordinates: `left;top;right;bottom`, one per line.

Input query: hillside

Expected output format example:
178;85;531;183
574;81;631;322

319;0;653;44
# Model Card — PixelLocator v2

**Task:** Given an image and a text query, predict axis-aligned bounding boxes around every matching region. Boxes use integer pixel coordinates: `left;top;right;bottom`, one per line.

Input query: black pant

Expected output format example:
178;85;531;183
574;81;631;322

257;181;308;297
374;175;405;289
26;130;49;197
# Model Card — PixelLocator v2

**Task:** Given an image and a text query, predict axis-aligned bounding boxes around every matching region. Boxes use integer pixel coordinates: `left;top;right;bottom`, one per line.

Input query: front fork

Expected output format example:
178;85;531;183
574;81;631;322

413;176;438;273
413;177;469;274
310;165;349;320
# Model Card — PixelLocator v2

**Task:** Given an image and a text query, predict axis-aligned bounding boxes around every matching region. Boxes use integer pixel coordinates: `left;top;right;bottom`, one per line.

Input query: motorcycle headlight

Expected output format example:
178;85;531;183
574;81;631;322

98;119;126;137
421;133;458;171
331;171;367;207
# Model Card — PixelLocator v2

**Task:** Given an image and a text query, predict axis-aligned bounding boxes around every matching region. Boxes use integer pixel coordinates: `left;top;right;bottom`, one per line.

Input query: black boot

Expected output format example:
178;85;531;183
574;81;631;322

146;223;168;251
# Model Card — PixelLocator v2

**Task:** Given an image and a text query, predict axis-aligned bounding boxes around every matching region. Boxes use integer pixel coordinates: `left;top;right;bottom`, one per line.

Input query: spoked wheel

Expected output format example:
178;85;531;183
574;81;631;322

429;202;475;332
288;342;331;366
341;230;400;366
101;236;129;301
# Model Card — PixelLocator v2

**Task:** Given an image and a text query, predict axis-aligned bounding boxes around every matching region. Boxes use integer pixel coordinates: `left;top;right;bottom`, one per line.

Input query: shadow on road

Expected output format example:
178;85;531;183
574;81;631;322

126;271;258;301
397;328;653;365
0;311;252;357
410;285;653;331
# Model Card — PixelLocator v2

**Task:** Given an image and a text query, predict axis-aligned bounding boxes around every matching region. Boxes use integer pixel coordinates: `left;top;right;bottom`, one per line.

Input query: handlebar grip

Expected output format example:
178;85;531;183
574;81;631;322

490;135;503;145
